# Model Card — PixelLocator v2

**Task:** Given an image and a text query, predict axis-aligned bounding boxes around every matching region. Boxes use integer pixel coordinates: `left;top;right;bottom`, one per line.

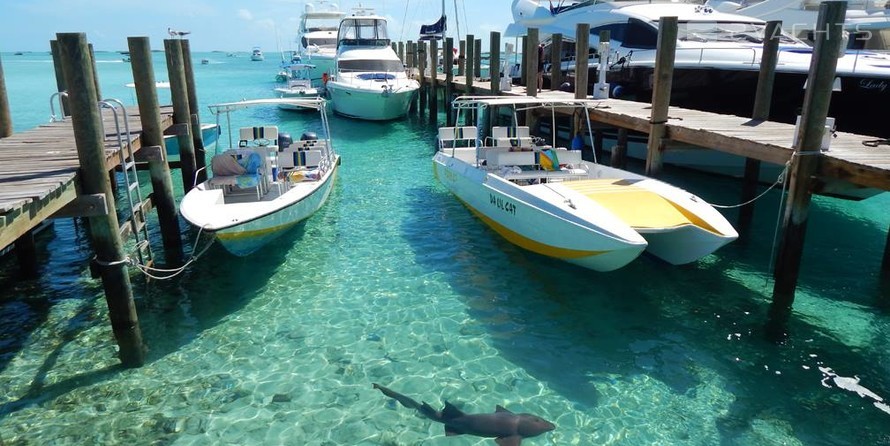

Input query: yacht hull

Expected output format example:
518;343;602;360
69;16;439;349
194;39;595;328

327;82;417;120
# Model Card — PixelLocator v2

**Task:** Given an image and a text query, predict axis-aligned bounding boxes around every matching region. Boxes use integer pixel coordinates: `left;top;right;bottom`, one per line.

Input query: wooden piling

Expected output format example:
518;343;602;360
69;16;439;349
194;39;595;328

574;24;590;99
465;34;475;93
164;39;197;193
49;40;70;117
520;36;528;87
769;1;848;342
128;36;184;263
180;40;206;184
14;230;39;279
418;42;427;117
739;20;782;239
0;55;12;138
611;128;629;169
398;41;404;63
458;40;466;76
406;41;414;69
57;32;145;367
445;37;455;126
474;38;482;80
88;44;102;100
550;33;563;91
526;28;539;97
429;39;439;124
645;16;678;177
490;32;501;95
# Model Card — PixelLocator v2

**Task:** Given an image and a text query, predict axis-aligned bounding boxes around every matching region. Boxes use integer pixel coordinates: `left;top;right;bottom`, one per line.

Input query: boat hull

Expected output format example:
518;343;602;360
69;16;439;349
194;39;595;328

183;158;339;256
327;81;417;120
433;153;648;272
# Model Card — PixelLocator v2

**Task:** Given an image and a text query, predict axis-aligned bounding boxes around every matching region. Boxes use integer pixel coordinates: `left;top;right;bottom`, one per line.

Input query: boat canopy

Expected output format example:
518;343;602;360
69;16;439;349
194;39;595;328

208;97;326;114
419;14;446;41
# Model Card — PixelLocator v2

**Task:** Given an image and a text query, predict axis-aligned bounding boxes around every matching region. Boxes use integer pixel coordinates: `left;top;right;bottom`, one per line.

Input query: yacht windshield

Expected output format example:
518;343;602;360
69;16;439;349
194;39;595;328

338;59;404;72
338;18;391;47
303;18;341;33
677;21;802;44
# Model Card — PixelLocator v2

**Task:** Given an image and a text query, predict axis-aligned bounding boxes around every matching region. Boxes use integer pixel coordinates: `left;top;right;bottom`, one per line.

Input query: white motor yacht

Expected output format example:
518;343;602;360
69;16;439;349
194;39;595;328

326;10;420;120
298;1;347;84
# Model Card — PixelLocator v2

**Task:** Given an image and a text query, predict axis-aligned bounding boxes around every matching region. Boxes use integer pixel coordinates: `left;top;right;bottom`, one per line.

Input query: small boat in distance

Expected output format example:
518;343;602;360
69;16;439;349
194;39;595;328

180;98;340;256
251;47;265;61
326;9;420;120
273;63;321;109
433;97;738;271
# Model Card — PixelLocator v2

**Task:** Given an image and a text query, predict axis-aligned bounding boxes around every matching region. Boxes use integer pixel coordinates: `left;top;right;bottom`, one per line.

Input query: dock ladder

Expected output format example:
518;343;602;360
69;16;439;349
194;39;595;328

99;99;154;269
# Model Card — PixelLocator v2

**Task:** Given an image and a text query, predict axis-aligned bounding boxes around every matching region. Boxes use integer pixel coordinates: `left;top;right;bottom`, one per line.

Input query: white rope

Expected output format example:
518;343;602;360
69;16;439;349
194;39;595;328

707;160;790;209
130;225;215;280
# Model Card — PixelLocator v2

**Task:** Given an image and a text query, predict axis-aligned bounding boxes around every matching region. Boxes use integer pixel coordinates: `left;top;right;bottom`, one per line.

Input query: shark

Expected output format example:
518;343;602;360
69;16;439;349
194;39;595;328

372;383;556;446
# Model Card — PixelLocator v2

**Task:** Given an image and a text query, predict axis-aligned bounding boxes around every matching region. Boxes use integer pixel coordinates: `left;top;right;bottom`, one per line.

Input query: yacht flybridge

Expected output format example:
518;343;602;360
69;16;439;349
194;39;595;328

298;1;347;84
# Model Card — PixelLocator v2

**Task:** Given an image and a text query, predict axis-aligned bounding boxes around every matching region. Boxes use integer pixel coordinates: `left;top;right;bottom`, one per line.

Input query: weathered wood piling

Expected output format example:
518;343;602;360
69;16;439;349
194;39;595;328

645;16;678;177
57;32;145;367
164;39;197;193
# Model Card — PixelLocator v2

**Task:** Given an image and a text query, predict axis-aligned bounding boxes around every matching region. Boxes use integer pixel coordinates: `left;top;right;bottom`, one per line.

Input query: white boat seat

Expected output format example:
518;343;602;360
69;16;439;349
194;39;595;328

489;150;536;167
279;149;324;169
487;126;533;148
239;126;279;147
438;126;477;150
290;139;327;150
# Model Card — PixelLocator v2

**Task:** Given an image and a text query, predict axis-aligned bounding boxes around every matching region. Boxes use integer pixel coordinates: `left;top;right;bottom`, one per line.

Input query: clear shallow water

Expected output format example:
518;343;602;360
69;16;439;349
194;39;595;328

1;49;889;445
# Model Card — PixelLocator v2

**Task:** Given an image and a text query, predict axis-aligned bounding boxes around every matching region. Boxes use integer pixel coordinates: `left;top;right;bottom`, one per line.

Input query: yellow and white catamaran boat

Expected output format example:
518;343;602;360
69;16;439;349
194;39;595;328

180;98;340;256
433;97;737;272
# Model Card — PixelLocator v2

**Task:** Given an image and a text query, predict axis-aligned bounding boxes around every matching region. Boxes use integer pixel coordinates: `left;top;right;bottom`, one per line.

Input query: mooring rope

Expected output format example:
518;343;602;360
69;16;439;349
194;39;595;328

707;160;790;209
129;225;215;280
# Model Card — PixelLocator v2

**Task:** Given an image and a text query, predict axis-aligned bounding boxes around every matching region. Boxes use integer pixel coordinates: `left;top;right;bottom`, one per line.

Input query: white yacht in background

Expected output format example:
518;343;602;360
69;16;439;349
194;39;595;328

326;10;420;120
298;1;347;84
706;0;890;49
505;0;890;139
250;47;265;61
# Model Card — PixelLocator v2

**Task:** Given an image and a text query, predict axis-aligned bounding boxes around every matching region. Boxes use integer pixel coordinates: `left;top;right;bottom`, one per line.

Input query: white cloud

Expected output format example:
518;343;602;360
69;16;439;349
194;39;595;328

238;9;254;21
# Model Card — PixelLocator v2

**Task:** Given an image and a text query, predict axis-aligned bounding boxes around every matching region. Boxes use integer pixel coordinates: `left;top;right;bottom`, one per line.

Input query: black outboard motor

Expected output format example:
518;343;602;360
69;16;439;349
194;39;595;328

278;132;293;149
300;132;318;141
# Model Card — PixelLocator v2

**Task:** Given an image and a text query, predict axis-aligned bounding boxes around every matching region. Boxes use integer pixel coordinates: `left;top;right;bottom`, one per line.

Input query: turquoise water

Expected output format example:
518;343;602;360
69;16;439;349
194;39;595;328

1;49;889;445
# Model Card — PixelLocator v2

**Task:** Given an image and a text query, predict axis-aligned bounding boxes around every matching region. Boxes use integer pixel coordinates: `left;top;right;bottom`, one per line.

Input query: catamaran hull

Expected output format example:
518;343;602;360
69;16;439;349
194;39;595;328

183;162;339;257
327;82;417;121
433;153;647;272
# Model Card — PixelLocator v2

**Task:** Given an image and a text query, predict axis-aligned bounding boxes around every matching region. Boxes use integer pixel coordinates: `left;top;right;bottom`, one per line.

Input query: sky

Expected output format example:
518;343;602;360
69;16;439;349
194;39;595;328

0;0;517;53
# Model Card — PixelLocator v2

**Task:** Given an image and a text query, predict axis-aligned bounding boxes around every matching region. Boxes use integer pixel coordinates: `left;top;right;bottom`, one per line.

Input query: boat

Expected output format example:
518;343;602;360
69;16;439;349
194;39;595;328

276;51;303;82
506;0;890;139
201;58;210;65
250;47;265;61
273;63;321;109
433;96;738;272
298;1;347;85
705;0;890;50
326;9;420;120
179;98;340;256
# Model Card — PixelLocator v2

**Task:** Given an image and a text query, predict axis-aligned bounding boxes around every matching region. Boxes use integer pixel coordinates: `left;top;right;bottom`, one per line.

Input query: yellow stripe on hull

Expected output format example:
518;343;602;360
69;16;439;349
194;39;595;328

459;198;608;260
216;220;303;241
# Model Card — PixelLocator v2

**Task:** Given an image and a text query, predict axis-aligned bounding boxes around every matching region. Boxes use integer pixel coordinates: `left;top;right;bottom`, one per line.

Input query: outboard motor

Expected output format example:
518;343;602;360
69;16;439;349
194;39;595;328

278;132;293;149
300;132;318;141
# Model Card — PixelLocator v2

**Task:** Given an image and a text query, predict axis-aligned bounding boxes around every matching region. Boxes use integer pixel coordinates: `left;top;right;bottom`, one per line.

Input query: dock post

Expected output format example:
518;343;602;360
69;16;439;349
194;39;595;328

88;44;102;100
739;20;782;239
525;28;539;97
611;128;628;169
180;40;206;184
474;38;482;81
490;32;501;95
418;42;427;117
57;32;145;367
429;38;439;124
14;230;39;279
164;39;197;193
466;34;475;94
645;16;678;177
458;40;466;77
445;37;455;126
574;24;590;99
50;40;70;117
520;36;528;87
398;41;405;63
550;33;563;91
0;55;12;138
128;37;184;264
406;41;414;69
768;1;847;342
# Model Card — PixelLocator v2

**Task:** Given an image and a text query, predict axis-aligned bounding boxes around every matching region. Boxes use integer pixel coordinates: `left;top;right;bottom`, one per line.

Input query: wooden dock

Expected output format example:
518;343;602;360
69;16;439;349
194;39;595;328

0;107;173;251
436;73;890;194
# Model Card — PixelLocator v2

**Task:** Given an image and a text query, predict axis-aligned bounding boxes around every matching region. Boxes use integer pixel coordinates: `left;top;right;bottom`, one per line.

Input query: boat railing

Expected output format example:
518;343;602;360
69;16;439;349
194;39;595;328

49;91;69;122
